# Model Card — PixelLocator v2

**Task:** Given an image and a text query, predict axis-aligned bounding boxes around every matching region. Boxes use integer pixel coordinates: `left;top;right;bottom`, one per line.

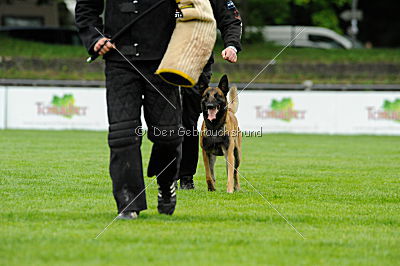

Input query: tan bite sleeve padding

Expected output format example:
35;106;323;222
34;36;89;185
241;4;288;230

155;0;217;87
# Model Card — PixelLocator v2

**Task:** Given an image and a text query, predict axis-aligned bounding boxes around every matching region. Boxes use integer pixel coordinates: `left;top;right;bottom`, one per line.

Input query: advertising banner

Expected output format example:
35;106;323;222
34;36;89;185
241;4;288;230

234;91;400;135
0;87;5;129
4;87;400;135
7;87;108;130
236;91;337;134
335;92;400;135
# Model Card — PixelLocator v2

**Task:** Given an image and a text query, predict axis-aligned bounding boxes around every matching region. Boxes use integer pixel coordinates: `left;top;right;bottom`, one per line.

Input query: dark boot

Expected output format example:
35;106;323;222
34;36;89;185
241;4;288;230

180;176;195;190
157;180;177;215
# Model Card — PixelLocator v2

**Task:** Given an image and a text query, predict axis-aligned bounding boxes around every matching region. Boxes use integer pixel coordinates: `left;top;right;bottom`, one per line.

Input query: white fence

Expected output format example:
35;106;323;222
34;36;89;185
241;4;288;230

1;86;400;135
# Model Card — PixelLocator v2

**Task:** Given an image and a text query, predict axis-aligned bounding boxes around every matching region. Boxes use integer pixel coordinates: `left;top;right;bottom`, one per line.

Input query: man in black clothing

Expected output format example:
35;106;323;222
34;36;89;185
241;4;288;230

76;0;183;218
179;0;242;189
75;0;242;218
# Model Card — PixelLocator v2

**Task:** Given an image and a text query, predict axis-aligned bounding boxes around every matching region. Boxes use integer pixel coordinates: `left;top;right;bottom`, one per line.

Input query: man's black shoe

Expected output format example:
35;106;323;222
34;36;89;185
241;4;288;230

117;211;139;220
180;176;195;190
157;180;177;215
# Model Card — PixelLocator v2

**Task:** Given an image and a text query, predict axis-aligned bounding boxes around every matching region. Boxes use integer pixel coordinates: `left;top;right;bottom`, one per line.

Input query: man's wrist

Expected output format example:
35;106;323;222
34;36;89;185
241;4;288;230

226;46;237;53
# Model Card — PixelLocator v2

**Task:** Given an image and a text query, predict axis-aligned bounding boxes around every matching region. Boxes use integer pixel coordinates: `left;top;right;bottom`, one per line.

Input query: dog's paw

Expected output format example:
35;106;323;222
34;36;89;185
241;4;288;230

207;180;216;191
227;188;234;193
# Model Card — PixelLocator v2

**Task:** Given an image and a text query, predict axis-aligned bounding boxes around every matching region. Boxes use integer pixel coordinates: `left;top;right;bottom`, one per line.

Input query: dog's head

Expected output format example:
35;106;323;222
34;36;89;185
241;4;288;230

201;75;230;122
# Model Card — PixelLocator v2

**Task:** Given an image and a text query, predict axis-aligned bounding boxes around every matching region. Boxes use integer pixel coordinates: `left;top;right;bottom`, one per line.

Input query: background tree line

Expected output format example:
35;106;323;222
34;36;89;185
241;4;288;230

235;0;400;47
1;0;399;47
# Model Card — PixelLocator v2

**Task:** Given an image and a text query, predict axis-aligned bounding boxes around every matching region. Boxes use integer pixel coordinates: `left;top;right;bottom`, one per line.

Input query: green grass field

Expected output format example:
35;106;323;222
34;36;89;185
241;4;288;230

1;130;399;265
2;36;399;64
1;36;399;84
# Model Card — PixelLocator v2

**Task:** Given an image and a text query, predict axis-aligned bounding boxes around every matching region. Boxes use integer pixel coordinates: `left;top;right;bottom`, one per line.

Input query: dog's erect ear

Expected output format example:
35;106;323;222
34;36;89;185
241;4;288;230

218;74;229;95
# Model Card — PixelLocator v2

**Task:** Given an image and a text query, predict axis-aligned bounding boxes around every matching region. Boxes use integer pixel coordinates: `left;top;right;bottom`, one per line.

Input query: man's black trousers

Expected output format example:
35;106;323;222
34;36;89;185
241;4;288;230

179;71;211;178
105;60;183;213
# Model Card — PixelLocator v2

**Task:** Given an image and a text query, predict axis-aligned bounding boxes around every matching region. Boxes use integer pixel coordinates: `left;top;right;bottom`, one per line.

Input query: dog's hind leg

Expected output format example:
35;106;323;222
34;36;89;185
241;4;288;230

233;147;240;191
202;150;216;191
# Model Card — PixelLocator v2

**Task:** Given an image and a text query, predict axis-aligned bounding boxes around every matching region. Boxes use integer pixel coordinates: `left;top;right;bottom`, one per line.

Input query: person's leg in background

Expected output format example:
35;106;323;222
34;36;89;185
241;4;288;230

142;61;183;215
179;71;211;189
105;60;147;220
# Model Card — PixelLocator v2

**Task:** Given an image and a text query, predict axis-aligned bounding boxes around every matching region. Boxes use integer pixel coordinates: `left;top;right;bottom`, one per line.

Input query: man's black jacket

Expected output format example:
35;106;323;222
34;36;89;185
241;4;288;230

75;0;242;62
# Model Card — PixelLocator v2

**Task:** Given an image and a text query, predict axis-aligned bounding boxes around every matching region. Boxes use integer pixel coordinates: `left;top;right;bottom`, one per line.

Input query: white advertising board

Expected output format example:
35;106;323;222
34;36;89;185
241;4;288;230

0;87;6;129
4;87;400;135
234;91;400;135
236;91;336;134
335;92;400;135
7;87;108;130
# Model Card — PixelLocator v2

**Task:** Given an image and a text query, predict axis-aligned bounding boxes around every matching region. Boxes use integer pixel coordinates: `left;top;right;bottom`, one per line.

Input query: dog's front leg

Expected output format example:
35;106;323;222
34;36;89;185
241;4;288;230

223;146;235;193
202;149;216;191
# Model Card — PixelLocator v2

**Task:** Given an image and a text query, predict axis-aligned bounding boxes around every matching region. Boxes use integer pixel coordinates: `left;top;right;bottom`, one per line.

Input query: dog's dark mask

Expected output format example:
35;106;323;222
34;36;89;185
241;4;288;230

201;75;230;128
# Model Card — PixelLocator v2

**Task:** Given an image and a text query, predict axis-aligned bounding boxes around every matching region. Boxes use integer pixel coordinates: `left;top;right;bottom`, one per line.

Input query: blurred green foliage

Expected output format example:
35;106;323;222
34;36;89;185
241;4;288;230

237;0;351;34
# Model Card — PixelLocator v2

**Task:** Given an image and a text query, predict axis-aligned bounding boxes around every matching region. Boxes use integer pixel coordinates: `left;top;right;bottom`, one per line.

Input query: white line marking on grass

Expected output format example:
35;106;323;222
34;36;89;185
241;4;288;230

94;157;177;240
94;27;177;110
226;27;305;108
224;159;306;239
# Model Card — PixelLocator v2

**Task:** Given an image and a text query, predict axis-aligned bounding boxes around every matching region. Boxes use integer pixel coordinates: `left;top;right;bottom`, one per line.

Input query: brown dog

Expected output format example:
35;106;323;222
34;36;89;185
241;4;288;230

200;75;242;193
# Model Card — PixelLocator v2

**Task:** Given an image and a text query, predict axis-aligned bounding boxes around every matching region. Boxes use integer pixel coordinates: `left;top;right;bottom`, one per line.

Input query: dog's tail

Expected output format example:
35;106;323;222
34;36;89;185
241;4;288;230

228;86;239;114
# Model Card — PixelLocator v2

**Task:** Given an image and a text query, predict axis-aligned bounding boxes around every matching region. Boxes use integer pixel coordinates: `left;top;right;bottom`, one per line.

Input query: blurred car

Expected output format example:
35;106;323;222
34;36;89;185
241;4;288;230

0;26;82;46
250;26;355;49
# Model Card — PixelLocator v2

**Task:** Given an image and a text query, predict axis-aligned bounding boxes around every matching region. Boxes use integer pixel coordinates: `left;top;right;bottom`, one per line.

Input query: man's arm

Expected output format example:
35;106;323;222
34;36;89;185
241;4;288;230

214;0;242;63
75;0;107;55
